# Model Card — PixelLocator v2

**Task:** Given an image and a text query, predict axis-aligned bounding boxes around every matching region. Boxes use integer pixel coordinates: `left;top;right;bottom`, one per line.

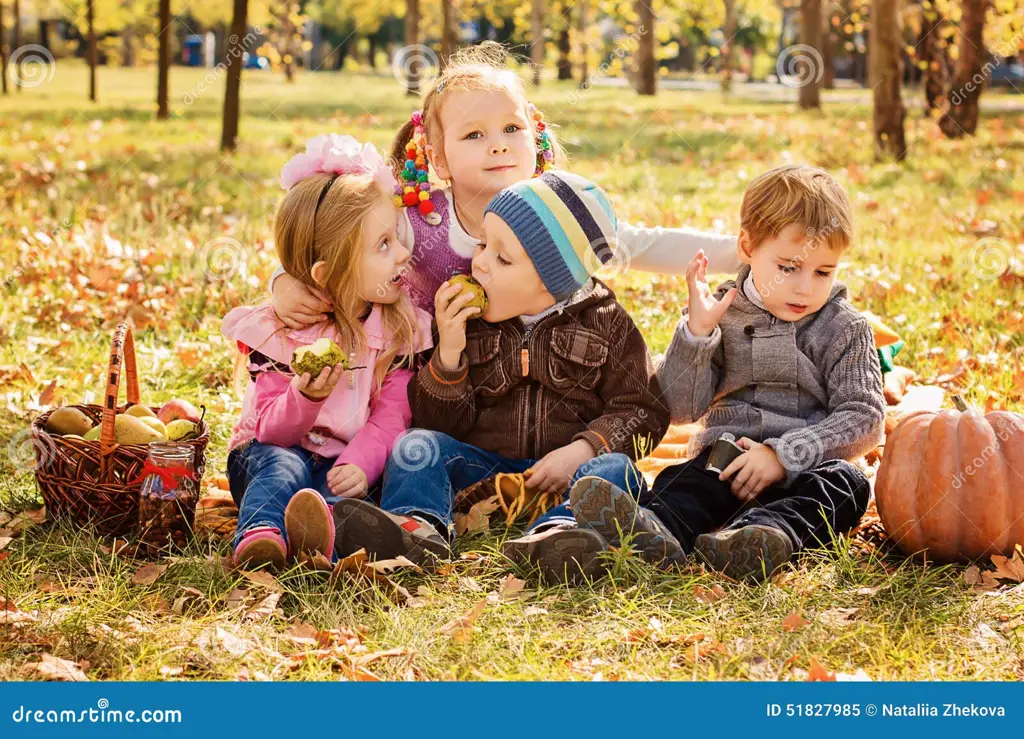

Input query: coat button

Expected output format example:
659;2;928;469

744;325;755;336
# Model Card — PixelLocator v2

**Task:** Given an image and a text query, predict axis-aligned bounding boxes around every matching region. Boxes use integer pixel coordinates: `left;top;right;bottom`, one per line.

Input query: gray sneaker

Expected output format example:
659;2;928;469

694;524;794;583
332;499;451;570
569;476;684;568
503;524;608;584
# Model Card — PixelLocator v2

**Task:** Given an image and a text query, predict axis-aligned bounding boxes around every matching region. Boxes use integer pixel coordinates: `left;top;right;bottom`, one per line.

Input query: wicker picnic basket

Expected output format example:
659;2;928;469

29;321;210;536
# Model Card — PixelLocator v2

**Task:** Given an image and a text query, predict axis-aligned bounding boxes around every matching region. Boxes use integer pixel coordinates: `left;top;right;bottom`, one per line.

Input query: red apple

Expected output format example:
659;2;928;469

158;399;201;425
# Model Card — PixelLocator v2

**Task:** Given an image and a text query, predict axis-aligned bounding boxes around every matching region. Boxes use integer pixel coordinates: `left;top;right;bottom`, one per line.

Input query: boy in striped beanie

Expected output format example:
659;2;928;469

333;171;671;583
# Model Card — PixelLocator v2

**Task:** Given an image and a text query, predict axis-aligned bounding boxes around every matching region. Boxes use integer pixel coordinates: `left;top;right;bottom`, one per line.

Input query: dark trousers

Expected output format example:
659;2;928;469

641;446;870;553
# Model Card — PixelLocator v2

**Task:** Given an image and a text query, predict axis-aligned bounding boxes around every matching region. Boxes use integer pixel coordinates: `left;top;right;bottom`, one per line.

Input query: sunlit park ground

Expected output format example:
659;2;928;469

1;62;1023;680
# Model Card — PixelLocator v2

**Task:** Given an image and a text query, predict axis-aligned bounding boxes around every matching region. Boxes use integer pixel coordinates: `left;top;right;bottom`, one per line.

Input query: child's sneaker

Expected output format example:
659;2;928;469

234;526;287;571
284;488;335;560
503;524;608;584
332;498;451;569
694;524;794;583
570;476;684;568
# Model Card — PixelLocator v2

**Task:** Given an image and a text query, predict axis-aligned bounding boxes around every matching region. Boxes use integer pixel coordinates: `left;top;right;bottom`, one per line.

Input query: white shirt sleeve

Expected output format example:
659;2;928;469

268;264;286;294
619;221;741;276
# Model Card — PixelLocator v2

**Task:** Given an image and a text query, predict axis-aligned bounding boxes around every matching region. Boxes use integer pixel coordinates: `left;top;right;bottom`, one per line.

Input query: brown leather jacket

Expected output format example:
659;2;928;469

410;279;670;461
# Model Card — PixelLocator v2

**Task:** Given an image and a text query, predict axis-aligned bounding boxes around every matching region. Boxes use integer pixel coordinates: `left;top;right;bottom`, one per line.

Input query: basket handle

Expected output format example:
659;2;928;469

99;321;141;465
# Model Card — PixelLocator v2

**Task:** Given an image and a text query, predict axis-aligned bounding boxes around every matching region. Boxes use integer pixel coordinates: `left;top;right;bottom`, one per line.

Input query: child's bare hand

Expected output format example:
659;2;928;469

433;280;481;370
718;439;786;500
686;250;737;337
327;464;369;499
291;363;346;401
525;440;596;497
273;272;333;330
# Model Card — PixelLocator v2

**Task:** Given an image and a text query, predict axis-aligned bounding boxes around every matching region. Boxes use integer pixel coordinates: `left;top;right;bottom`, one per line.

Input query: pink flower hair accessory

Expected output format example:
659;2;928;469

280;134;398;192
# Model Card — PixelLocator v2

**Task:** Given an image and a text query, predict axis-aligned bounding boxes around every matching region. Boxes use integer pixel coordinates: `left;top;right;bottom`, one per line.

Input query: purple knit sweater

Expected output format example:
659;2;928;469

402;190;474;316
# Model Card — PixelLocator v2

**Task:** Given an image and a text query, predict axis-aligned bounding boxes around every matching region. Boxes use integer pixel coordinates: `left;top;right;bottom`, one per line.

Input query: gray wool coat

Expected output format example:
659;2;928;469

656;264;885;483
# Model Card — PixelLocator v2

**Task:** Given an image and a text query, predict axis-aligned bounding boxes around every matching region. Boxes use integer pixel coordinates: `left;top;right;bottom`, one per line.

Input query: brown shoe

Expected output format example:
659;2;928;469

333;498;451;569
284;488;335;560
503;525;609;584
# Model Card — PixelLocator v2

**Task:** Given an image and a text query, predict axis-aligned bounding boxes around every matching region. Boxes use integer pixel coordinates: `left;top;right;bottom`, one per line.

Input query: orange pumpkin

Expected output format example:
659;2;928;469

876;396;1024;562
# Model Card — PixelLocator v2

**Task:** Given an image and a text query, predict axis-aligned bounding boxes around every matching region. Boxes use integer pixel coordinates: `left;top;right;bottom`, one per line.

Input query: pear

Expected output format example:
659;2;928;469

166;419;199;442
84;426;102;441
447;275;489;314
125;404;157;419
114;414;165;445
45;407;95;436
139;416;168;438
291;338;348;378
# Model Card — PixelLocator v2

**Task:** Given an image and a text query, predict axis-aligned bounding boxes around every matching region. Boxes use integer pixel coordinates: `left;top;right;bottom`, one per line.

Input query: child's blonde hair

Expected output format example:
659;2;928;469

275;173;418;390
740;165;853;251
389;42;566;179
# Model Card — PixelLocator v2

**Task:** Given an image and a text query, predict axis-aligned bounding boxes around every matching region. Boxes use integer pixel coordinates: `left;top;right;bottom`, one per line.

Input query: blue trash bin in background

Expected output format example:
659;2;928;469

183;35;203;67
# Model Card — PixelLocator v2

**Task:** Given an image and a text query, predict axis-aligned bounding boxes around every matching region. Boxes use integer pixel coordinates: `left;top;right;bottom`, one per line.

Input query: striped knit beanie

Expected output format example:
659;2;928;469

485;170;618;301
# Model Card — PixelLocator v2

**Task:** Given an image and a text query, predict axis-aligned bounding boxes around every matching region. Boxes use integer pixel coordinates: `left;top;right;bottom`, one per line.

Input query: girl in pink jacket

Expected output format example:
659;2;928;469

222;137;432;571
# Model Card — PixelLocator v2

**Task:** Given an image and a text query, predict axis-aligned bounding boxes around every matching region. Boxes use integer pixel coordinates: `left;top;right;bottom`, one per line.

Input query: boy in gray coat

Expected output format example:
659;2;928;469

569;164;885;582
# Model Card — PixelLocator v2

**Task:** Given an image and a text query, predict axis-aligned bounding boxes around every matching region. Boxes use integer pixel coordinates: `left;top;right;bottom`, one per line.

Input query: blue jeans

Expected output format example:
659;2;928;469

380;430;648;535
227;442;341;549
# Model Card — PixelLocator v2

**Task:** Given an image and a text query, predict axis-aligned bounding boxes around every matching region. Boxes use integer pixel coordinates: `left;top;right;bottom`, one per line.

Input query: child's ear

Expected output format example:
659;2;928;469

425;143;450;182
737;230;754;265
310;261;329;288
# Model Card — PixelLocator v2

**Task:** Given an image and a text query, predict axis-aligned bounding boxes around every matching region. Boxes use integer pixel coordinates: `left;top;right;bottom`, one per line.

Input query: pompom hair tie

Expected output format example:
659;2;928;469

280;134;398;192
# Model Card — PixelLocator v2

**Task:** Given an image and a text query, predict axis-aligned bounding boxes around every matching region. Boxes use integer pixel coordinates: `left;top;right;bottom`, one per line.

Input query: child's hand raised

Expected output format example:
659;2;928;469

434;280;482;370
291;363;347;401
686;250;737;337
273;272;334;330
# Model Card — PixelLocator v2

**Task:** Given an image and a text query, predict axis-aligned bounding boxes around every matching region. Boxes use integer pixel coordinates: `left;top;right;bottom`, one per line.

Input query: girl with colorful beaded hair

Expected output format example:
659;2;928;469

271;42;743;326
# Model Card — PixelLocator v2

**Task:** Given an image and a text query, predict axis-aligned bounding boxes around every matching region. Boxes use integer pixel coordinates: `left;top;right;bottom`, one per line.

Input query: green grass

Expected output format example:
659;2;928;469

2;62;1023;681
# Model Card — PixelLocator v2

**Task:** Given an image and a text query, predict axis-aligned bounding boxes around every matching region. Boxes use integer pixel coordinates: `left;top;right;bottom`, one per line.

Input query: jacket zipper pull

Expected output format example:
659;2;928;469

521;347;530;377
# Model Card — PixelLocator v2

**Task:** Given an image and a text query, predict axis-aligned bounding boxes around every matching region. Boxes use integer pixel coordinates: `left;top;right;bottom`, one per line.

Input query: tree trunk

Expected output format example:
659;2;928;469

404;0;420;95
13;0;20;92
87;0;96;102
368;35;377;68
440;0;456;70
0;1;7;96
871;0;907;159
221;0;248;152
938;0;987;137
822;13;836;89
721;0;736;91
557;26;572;80
530;0;543;86
634;0;656;95
282;2;295;83
122;26;135;67
38;19;50;51
918;2;948;113
157;0;171;119
577;0;588;87
798;0;821;108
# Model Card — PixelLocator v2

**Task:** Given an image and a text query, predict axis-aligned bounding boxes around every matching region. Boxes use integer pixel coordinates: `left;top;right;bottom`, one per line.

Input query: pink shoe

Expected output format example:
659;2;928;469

284;488;335;560
234;526;287;571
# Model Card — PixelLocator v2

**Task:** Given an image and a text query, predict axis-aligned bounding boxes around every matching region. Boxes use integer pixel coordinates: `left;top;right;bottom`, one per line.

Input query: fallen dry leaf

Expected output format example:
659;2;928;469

523;606;549;618
1;596;37;625
159;665;184;677
297;551;334;572
172;586;205;615
38;380;58;407
0;536;12;553
782;611;809;632
32;654;89;682
991;551;1024;583
130;562;168;586
242;570;282;591
244;592;281;623
498;574;527;598
694;584;726;604
439;598;487;643
225;588;250;609
817;607;859;629
367;556;422;574
285;622;319;646
455;495;500;535
806;656;836;682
